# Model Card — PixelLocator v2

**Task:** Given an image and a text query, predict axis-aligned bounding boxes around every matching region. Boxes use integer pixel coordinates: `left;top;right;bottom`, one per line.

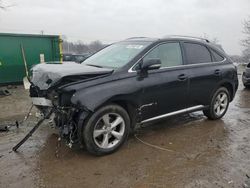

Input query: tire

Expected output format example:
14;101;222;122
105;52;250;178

82;104;130;156
203;87;230;120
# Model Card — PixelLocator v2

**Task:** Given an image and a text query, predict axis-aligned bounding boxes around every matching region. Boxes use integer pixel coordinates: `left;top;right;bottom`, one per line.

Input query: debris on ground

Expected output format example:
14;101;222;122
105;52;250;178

0;120;20;131
0;124;10;131
243;181;250;188
6;85;17;89
243;174;250;188
0;89;11;96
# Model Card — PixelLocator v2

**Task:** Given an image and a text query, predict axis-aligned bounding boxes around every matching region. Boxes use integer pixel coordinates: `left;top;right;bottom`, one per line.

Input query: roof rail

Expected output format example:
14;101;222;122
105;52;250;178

125;37;148;40
164;35;210;43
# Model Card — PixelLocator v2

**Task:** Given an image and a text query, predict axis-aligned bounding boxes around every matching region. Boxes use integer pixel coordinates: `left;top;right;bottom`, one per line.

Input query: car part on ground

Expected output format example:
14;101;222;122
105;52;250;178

0;124;9;131
28;36;238;155
0;89;10;96
12;110;53;152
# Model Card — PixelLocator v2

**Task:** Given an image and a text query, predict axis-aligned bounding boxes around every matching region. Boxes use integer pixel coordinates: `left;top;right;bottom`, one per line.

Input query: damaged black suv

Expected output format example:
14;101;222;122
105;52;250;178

30;36;238;155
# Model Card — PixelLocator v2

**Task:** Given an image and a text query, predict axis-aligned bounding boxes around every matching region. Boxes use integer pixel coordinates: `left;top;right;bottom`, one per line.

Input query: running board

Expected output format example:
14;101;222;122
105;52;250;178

141;105;205;124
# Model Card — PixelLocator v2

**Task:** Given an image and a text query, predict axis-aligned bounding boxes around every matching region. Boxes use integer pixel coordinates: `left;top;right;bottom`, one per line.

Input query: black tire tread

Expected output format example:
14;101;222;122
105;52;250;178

203;87;230;120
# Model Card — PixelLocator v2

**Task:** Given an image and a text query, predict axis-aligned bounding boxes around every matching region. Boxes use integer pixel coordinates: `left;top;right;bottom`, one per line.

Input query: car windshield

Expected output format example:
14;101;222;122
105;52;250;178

82;41;151;68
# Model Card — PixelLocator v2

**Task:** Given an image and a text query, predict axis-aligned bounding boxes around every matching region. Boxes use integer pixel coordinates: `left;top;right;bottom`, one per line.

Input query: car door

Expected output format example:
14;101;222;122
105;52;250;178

136;42;190;121
182;42;225;107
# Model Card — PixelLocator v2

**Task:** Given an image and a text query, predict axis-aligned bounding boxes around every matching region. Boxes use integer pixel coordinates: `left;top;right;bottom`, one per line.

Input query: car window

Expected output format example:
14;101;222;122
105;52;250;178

74;55;86;63
184;43;212;64
83;42;151;68
63;55;73;61
143;43;183;68
210;49;224;62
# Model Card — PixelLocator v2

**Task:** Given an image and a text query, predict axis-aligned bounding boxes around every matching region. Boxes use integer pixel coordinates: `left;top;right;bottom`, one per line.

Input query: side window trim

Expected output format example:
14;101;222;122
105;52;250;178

210;49;218;62
130;41;183;71
180;41;187;65
208;47;226;62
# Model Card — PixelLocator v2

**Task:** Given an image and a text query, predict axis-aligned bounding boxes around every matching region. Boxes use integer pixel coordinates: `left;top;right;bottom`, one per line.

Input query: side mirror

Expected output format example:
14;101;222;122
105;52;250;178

141;58;161;71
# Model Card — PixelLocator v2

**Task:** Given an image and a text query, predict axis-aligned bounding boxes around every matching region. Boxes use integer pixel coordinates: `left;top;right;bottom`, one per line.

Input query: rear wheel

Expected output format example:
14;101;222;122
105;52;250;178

82;104;130;156
203;87;230;120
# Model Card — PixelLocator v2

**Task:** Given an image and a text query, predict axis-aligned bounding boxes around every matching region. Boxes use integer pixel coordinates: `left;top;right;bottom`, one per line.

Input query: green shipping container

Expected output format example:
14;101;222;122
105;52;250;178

0;33;63;84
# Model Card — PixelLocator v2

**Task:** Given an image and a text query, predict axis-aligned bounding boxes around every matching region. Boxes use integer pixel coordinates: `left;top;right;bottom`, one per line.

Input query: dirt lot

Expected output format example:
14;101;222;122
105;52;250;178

1;75;250;188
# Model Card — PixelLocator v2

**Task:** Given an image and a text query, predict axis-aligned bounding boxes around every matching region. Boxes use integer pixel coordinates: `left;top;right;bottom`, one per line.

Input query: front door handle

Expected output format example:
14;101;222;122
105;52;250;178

178;74;188;81
214;69;221;76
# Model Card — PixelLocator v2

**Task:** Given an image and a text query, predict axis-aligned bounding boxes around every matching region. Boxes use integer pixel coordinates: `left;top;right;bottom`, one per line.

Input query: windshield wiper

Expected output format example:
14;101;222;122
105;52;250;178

85;64;103;68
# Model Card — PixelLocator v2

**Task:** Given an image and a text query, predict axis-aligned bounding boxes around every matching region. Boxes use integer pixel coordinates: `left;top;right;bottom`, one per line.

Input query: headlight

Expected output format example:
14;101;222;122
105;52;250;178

59;91;75;107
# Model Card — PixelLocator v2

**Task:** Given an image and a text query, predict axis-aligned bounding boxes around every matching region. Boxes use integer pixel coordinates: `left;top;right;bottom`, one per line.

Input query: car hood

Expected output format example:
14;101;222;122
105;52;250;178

31;62;113;90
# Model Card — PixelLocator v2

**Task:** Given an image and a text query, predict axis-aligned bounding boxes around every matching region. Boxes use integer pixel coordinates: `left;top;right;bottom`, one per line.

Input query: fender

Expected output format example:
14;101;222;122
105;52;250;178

210;79;236;103
70;76;143;112
207;63;238;103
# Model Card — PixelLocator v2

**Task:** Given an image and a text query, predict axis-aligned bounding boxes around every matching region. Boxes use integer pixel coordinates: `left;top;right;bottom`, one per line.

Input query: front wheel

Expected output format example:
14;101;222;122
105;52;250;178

203;87;230;120
82;104;130;156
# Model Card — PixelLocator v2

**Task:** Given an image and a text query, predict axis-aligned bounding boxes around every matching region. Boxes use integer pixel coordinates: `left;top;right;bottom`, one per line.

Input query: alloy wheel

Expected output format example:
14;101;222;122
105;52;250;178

213;92;228;117
93;113;125;149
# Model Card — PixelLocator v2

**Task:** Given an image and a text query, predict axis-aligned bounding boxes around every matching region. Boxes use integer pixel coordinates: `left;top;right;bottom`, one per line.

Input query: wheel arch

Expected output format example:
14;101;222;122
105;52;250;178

220;82;234;101
99;99;138;130
207;81;235;106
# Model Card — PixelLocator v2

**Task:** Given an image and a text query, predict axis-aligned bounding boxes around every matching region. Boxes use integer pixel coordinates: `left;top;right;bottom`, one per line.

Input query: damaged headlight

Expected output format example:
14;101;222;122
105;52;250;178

59;91;76;107
47;91;59;106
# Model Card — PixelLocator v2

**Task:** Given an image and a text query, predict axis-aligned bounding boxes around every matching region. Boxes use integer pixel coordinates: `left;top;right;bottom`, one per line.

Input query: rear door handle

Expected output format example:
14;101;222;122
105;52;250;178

214;69;221;75
178;74;188;81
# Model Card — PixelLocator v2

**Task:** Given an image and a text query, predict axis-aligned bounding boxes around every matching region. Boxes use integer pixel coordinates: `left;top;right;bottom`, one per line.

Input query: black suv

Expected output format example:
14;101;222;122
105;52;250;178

242;62;250;88
30;36;238;155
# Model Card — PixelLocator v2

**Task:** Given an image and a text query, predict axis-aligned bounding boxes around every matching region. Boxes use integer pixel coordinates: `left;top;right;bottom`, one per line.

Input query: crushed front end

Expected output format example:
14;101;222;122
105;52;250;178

29;85;83;148
28;62;113;148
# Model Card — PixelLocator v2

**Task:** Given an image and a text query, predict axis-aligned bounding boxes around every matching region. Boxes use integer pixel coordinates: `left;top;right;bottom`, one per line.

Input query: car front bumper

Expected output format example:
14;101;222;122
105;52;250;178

32;97;52;107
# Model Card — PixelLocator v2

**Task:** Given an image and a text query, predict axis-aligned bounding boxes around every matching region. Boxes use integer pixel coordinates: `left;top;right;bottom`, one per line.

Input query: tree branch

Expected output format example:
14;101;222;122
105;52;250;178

241;17;250;48
0;0;14;10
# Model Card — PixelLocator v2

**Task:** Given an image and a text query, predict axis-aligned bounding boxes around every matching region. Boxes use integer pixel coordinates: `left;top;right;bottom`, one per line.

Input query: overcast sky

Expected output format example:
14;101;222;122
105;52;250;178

0;0;249;55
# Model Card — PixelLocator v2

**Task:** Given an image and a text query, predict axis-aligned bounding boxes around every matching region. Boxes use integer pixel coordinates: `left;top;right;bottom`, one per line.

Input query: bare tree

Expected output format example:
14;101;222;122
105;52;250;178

241;17;250;62
62;40;106;54
201;34;225;51
0;0;9;9
88;40;106;53
242;48;250;62
0;0;5;9
201;33;220;44
242;17;250;47
230;55;244;64
211;37;219;44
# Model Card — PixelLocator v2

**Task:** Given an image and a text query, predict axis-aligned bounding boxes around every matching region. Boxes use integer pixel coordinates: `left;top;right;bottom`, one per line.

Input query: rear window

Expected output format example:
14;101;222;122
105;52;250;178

210;49;224;62
184;43;212;64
